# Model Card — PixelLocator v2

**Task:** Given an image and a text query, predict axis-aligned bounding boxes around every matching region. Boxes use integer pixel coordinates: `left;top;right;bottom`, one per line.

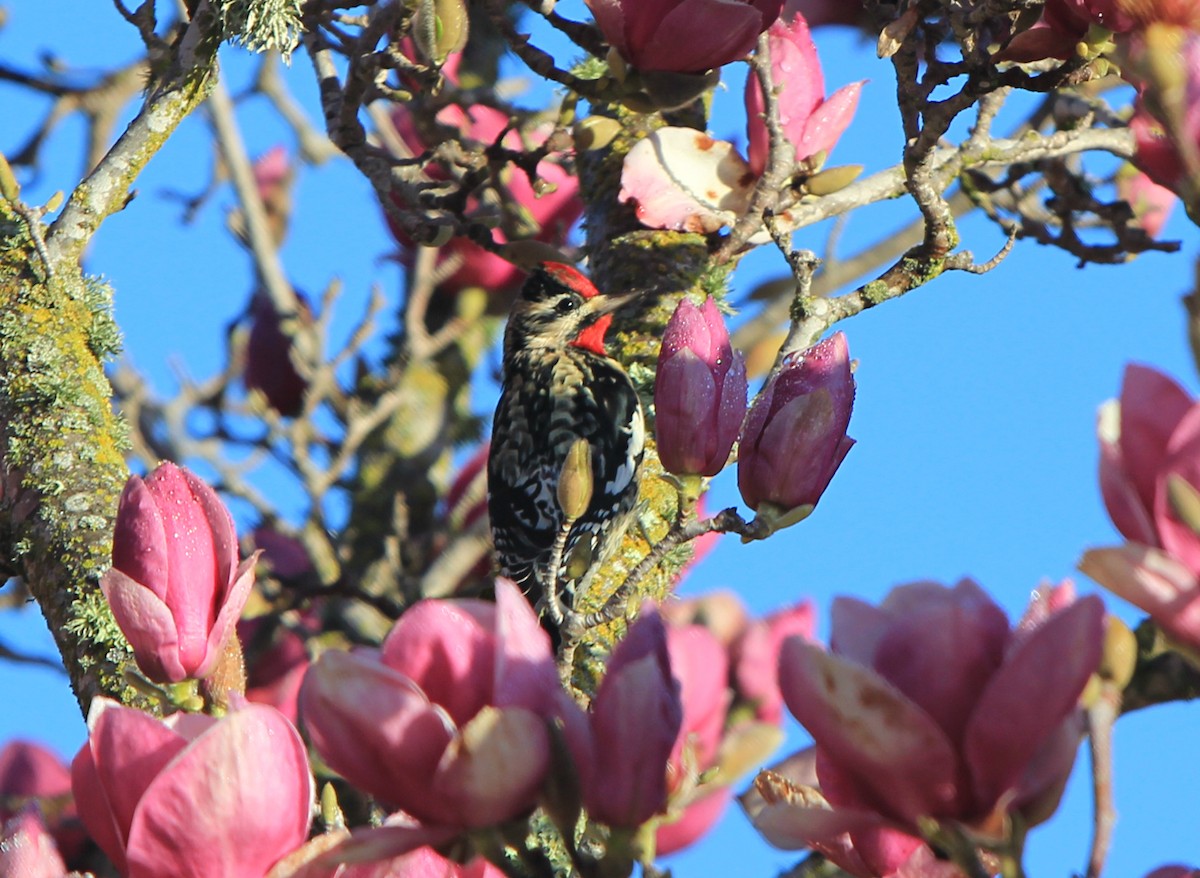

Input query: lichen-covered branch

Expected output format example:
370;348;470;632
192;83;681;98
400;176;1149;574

45;4;220;266
0;199;136;712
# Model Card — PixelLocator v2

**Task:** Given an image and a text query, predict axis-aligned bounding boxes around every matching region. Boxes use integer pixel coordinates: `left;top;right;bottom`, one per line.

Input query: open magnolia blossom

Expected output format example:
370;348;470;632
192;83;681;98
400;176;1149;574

618;11;861;234
744;580;1104;877
1081;364;1200;649
71;698;313;878
299;579;591;831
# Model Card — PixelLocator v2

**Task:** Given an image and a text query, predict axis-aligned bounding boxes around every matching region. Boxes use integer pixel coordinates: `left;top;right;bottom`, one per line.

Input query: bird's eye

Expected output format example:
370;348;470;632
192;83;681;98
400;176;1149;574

555;296;580;314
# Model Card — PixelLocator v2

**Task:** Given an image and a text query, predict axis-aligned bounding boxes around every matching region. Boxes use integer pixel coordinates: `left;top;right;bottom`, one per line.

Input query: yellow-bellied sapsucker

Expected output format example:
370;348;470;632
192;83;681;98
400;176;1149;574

488;262;645;620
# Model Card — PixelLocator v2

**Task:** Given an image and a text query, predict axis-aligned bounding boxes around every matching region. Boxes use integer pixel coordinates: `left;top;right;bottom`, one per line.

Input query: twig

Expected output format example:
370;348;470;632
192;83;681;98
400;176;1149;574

1086;686;1120;878
572;508;756;634
46;2;218;265
0;639;67;674
715;33;792;262
205;72;298;316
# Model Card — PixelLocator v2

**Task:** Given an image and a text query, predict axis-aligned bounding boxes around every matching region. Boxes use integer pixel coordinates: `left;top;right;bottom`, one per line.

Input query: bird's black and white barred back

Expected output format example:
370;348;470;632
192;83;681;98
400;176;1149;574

488;262;645;620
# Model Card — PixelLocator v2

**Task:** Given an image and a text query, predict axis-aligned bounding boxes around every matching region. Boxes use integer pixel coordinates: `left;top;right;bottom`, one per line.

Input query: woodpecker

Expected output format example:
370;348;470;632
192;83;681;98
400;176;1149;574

488;262;645;621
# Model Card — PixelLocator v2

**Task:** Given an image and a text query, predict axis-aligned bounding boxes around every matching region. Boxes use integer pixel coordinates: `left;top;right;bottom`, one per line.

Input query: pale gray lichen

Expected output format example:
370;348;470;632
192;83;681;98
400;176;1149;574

212;0;304;59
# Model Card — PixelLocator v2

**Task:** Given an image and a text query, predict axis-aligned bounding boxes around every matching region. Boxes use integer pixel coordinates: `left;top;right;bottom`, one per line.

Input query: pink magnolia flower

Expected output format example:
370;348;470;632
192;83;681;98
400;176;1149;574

655;297;747;477
745;15;864;176
737;332;855;517
0;807;67;878
386;102;582;298
1144;868;1200;878
0;740;83;862
584;609;682;828
585;0;783;73
1081;364;1200;648
101;462;257;684
245;289;313;417
300;579;589;829
748;580;1103;875
619;11;861;233
71;698;313;878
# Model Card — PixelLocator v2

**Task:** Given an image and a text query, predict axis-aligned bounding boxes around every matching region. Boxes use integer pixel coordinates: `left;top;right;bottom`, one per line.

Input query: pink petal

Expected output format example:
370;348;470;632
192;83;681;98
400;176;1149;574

492;578;560;713
1119;364;1193;514
71;698;191;873
779;641;958;825
1080;545;1200;648
798;81;863;163
381;599;497;729
125;705;312;878
619;128;756;233
198;553;258;680
0;740;71;799
0;807;67;878
963;596;1104;813
110;476;169;602
432;706;550;827
101;568;187;683
869;591;1008;747
1157;404;1200;574
299;650;455;813
667;625;730;774
655;786;732;855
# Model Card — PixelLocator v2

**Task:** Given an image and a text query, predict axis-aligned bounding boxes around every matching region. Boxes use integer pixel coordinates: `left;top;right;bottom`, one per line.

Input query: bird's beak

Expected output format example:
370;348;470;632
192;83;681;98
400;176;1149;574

586;289;642;317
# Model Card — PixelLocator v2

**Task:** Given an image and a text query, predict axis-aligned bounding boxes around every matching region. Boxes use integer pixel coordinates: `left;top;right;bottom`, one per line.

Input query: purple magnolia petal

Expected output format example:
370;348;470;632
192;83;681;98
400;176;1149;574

646;0;765;71
779;641;958;825
870;592;1008;747
963;596;1104;812
1157;405;1200;574
1099;400;1161;547
619;128;755;232
1119;364;1193;514
828;596;890;666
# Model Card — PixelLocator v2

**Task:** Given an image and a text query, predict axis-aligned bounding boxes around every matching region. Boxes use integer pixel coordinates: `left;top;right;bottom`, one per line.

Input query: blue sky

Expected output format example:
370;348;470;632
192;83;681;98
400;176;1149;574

2;2;1199;876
